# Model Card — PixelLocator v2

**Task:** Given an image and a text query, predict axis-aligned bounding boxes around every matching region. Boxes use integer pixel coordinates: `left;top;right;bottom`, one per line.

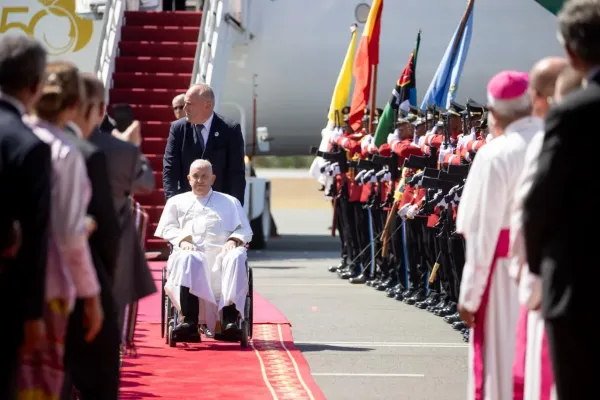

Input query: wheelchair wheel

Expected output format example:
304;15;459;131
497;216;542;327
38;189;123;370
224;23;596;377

165;298;173;345
168;322;176;348
240;319;249;348
161;266;167;338
248;268;253;338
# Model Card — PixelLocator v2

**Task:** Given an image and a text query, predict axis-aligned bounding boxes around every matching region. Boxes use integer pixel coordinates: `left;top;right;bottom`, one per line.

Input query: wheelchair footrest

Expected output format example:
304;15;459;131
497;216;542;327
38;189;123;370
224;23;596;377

214;332;241;342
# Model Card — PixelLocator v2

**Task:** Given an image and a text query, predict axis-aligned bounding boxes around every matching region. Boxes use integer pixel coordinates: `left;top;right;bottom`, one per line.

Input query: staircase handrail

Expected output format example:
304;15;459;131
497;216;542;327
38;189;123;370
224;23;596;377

95;0;126;105
191;0;212;85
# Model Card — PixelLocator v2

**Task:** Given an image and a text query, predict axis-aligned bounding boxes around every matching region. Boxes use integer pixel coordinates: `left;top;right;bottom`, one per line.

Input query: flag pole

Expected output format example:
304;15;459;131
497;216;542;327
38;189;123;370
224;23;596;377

369;65;378;134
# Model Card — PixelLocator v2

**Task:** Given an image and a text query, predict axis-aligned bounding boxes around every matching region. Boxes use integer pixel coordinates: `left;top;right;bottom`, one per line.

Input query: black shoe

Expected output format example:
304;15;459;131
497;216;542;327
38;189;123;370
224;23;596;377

435;302;457;317
428;297;448;313
452;321;467;331
386;284;402;298
416;292;440;309
328;262;344;272
462;330;470;343
349;273;368;284
444;312;461;324
405;289;427;305
173;322;201;342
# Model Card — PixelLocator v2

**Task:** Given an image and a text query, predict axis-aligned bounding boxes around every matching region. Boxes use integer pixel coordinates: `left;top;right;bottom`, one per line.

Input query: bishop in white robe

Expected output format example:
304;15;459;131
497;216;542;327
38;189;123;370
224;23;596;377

456;71;542;400
155;159;252;337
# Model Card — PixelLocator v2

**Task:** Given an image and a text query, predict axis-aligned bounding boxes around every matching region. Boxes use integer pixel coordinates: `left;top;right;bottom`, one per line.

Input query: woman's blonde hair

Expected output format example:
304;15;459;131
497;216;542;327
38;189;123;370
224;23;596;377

80;72;105;119
34;61;83;122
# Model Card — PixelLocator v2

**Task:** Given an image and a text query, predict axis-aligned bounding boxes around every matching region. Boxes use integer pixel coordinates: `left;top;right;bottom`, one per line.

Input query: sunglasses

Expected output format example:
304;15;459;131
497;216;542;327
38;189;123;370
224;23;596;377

173;105;184;111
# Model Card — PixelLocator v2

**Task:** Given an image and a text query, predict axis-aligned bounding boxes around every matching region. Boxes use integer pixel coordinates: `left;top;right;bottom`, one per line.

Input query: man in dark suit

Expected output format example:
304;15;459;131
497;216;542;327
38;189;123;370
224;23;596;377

523;0;600;398
61;84;121;399
84;74;157;335
0;35;51;400
163;83;246;204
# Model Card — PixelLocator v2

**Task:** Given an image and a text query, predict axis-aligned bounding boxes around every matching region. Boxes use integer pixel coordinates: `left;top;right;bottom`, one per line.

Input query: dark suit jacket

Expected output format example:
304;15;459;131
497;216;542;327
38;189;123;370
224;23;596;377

89;128;156;308
523;71;600;319
0;100;51;341
64;128;121;281
162;113;246;204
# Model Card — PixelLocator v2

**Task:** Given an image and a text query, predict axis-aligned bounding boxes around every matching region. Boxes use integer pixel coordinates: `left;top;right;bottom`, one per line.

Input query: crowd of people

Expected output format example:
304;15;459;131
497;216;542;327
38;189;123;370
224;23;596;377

0;34;156;400
311;0;598;399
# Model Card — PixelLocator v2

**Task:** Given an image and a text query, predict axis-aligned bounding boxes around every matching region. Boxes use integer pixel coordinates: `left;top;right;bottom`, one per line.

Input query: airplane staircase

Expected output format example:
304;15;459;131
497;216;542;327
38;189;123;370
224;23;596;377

110;10;203;255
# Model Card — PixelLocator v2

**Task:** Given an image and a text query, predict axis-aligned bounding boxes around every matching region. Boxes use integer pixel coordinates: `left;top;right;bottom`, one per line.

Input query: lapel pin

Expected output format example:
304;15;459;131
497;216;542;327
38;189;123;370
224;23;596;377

214;132;219;137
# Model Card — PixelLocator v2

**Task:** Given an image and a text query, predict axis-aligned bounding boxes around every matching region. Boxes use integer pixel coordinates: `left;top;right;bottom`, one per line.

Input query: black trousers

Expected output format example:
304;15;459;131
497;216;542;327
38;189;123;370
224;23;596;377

0;267;22;400
61;267;120;400
163;0;186;11
545;314;599;400
406;218;428;290
389;214;407;289
448;235;465;300
180;286;199;324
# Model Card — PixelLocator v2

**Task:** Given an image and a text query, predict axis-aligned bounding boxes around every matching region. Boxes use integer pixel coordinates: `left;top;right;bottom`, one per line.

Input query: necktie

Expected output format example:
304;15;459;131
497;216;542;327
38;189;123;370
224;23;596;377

196;124;205;155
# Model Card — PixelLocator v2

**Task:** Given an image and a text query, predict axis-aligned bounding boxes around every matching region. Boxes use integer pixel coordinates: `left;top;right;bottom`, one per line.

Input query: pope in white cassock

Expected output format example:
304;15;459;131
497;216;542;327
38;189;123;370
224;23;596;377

455;71;543;400
154;159;253;340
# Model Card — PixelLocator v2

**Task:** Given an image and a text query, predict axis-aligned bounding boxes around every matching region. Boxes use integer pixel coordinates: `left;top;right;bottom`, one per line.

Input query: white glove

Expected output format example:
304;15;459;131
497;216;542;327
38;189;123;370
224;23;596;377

439;144;453;162
369;174;377;183
330;128;343;144
387;129;400;145
469;127;477;141
354;170;366;182
381;172;391;182
418;135;426;147
360;135;373;151
406;204;419;219
398;204;411;219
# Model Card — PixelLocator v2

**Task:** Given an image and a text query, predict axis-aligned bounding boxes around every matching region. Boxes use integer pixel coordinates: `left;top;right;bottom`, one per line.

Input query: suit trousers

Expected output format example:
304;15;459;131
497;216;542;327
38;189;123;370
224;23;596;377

163;0;186;10
180;286;199;324
61;266;120;400
545;314;599;400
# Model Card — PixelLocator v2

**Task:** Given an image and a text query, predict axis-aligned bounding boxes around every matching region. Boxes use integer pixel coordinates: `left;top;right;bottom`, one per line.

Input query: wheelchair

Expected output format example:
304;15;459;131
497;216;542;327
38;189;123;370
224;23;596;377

160;258;253;348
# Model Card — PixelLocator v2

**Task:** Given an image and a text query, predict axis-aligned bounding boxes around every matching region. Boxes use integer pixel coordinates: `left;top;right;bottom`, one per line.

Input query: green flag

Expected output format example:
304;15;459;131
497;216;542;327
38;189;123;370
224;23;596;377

534;0;565;15
373;30;421;147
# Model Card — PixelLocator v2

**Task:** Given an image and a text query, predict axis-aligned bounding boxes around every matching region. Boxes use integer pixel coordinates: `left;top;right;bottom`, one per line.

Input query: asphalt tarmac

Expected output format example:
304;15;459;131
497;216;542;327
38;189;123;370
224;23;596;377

249;197;469;400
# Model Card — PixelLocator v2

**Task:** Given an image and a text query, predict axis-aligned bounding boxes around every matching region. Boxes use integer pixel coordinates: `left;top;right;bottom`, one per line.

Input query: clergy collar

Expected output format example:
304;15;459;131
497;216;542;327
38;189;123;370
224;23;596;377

503;116;543;136
195;188;213;199
0;91;26;116
66;121;84;138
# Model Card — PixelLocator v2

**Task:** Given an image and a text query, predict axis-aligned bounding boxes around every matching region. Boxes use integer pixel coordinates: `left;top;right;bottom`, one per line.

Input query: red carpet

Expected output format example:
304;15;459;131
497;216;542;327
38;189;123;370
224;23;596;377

120;262;325;399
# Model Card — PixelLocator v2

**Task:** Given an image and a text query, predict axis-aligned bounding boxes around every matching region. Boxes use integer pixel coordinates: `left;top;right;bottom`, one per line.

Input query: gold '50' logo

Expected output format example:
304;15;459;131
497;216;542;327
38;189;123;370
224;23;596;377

0;0;93;56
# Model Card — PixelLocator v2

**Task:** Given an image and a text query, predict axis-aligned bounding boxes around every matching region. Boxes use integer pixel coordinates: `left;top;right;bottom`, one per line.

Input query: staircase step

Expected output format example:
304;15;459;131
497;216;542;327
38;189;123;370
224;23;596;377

135;189;166;205
115;57;195;74
129;107;175;123
146;238;169;253
152;171;163;189
143;205;164;223
146;154;163;171
125;11;202;27
138;120;172;137
110;88;186;105
119;41;197;58
121;25;199;42
142;137;168;154
113;73;192;89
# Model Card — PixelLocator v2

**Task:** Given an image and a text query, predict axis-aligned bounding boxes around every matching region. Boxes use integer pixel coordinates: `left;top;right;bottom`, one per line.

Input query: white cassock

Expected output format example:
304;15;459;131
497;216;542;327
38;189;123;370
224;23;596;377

510;130;557;400
456;116;542;400
154;189;253;331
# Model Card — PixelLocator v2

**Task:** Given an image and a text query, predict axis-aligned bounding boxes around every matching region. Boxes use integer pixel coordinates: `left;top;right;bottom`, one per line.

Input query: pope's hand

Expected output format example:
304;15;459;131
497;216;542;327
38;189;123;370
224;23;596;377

180;241;196;251
330;129;343;144
223;240;238;252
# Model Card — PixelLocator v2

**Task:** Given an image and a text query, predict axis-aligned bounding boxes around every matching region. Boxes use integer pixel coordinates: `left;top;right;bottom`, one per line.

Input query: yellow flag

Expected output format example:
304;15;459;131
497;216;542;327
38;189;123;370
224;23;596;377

327;24;358;126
